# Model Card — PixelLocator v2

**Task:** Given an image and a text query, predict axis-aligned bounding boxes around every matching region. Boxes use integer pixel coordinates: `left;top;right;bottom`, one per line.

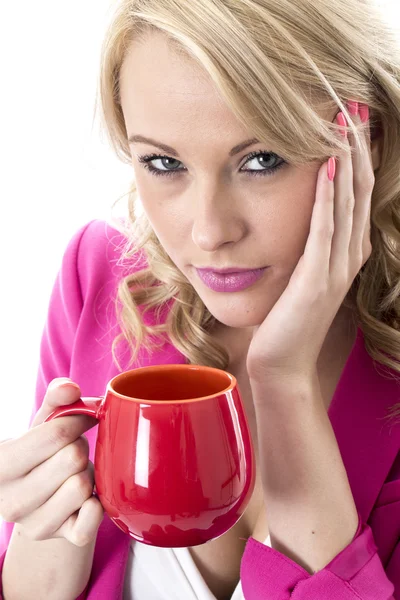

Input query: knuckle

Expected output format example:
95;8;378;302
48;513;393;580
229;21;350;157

70;530;91;547
361;172;375;191
48;422;72;449
317;225;334;239
79;434;90;452
65;440;89;471
344;195;355;213
70;471;94;501
3;499;25;523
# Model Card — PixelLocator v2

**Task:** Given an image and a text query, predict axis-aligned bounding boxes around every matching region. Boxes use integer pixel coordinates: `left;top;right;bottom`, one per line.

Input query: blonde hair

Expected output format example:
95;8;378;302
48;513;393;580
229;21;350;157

96;0;400;423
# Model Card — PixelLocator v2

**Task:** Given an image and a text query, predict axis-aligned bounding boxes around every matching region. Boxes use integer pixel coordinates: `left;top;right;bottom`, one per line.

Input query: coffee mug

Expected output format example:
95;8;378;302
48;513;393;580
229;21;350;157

44;364;256;547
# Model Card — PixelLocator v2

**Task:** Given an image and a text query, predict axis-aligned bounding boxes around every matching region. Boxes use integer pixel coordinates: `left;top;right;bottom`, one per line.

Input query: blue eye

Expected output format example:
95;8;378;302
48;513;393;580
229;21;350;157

136;151;286;179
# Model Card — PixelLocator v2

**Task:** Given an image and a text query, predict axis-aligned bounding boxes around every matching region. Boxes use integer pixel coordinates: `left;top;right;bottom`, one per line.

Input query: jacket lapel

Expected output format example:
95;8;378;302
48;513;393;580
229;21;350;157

328;326;400;522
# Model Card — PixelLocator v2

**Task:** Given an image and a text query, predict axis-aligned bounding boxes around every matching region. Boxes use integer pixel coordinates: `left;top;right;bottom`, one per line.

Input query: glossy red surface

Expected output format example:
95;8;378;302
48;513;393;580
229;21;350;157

44;365;256;547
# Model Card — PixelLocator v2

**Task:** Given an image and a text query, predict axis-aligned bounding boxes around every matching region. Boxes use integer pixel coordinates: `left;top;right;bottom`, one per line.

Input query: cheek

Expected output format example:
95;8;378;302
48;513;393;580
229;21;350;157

263;177;317;266
138;193;189;261
148;203;187;233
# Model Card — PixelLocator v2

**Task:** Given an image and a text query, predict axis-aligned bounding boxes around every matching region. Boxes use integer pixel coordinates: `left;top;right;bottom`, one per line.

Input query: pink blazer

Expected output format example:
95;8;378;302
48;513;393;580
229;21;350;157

1;219;399;599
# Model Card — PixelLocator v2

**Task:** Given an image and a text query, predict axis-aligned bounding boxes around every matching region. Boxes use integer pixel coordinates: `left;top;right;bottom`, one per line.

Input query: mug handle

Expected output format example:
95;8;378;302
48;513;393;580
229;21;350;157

43;397;105;423
43;397;105;499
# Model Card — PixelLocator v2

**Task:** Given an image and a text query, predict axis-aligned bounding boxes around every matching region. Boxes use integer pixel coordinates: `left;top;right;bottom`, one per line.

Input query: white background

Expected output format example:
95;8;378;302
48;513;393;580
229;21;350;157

0;0;398;439
0;0;133;441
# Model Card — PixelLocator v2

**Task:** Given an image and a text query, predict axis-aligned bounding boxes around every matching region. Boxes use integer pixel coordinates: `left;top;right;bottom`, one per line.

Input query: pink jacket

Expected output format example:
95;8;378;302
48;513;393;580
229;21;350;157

1;219;399;599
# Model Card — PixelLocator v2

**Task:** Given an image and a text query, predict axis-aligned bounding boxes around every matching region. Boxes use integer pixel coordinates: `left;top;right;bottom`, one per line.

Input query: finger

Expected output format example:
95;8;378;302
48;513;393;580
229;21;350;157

347;104;374;263
1;436;90;521
363;184;373;260
329;111;354;278
18;465;95;541
31;378;82;428
0;415;97;481
302;158;335;284
60;495;104;547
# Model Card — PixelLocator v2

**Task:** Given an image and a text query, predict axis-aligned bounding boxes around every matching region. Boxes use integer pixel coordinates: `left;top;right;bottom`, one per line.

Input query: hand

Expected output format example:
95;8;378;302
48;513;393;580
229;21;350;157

0;378;103;547
246;101;373;385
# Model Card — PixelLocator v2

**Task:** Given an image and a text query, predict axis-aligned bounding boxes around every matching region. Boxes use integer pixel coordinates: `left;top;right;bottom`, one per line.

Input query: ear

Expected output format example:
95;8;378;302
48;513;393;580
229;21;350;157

370;121;383;171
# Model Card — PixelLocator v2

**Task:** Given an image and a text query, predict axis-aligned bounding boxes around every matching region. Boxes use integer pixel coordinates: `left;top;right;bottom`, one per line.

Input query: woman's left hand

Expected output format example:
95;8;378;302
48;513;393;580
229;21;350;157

246;102;374;385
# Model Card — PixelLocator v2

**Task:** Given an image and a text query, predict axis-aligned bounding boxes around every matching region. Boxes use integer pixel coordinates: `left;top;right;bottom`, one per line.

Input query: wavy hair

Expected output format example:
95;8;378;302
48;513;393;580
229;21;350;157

95;0;400;424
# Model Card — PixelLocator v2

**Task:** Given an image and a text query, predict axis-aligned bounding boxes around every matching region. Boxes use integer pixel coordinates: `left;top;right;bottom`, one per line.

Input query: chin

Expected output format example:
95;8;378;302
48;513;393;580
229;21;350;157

195;290;274;329
211;312;265;329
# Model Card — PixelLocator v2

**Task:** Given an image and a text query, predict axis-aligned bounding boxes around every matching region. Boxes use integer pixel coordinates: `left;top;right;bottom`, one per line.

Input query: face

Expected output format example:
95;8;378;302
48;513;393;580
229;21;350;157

119;32;354;334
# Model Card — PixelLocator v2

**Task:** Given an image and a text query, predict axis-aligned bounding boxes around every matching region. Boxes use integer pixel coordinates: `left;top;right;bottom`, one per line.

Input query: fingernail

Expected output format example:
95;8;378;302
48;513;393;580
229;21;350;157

328;157;336;182
58;382;80;390
337;113;348;138
347;101;359;116
51;378;79;390
359;104;370;123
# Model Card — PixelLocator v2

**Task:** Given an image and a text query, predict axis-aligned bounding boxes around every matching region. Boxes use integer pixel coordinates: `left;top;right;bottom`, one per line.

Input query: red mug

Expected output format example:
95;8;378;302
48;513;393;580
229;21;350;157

44;364;256;547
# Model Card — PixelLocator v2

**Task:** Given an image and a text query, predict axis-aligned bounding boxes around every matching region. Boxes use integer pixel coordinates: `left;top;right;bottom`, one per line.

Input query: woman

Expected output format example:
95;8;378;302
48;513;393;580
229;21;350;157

0;0;399;598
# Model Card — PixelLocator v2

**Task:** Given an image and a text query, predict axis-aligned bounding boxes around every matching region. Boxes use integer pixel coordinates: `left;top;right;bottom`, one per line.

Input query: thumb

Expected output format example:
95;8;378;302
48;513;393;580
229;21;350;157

31;378;83;428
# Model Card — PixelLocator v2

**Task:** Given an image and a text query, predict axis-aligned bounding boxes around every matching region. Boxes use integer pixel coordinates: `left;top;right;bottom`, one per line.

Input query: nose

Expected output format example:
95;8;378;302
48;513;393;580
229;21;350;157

191;186;246;252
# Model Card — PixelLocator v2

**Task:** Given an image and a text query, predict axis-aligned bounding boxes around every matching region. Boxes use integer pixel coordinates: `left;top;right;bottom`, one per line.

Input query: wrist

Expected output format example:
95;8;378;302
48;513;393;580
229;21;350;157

249;371;320;408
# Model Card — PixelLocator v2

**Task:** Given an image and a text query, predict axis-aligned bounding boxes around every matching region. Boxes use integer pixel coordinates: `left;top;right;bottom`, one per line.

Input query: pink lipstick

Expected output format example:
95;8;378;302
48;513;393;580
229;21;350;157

195;267;268;292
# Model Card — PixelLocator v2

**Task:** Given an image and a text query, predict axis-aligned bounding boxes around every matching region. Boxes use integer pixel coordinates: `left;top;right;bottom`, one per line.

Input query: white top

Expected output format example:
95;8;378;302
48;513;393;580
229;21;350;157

123;534;272;600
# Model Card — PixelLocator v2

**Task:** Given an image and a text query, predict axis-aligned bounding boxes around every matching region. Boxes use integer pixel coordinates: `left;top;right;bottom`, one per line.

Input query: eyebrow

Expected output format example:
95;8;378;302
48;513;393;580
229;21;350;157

128;135;260;157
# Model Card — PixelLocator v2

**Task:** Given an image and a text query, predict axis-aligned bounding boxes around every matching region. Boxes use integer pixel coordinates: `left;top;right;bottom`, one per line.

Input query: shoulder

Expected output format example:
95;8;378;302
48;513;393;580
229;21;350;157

74;217;135;270
69;218;148;296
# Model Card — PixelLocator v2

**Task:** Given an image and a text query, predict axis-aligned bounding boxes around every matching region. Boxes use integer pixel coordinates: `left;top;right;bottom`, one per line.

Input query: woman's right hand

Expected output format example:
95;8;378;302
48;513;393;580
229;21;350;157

0;378;104;547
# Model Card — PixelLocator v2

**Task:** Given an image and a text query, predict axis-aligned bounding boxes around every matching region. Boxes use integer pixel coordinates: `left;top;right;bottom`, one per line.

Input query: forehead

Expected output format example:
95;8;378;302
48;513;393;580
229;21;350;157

120;32;249;137
119;31;337;140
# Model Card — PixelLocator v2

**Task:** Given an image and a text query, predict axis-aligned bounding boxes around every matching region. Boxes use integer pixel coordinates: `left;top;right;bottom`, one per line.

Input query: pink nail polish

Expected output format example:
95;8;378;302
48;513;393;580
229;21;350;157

359;104;369;123
328;157;336;182
347;101;359;116
337;113;348;138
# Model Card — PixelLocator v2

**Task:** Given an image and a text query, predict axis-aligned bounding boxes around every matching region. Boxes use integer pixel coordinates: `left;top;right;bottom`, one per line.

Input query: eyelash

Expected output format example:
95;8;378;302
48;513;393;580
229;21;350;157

136;151;287;179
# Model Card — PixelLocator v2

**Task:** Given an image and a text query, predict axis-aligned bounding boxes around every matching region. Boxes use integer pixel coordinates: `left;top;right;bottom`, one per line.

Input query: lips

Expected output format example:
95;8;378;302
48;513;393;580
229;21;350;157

195;267;268;292
197;267;258;274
